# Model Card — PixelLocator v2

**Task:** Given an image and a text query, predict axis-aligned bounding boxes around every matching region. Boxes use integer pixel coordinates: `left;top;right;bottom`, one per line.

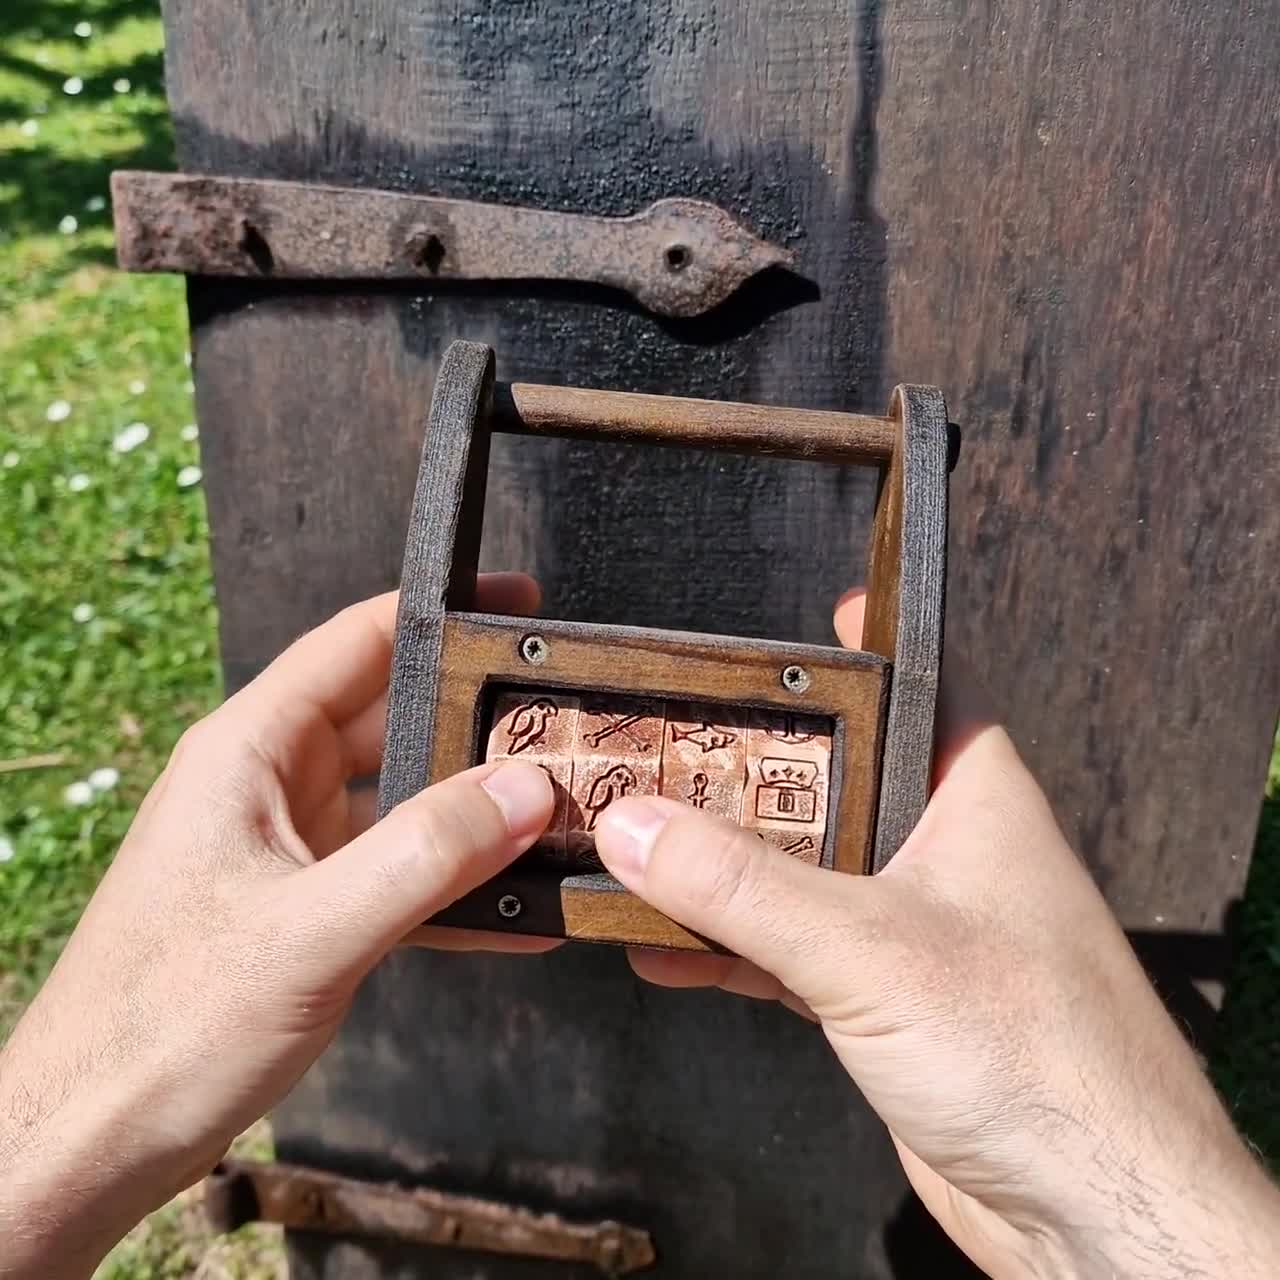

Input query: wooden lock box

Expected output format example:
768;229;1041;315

380;340;949;950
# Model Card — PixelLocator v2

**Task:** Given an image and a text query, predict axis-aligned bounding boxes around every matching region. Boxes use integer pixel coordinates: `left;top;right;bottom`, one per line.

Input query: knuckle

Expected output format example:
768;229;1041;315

668;819;762;920
170;717;216;769
382;802;458;887
378;785;500;892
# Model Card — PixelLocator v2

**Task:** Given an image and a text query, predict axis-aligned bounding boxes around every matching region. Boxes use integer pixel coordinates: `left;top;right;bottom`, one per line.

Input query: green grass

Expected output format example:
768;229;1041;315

0;0;219;1031
0;3;1276;1276
0;4;257;1272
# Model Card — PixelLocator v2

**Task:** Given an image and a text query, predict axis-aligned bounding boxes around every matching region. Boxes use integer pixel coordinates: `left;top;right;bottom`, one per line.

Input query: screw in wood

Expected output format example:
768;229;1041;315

519;633;549;665
781;664;811;694
497;894;523;919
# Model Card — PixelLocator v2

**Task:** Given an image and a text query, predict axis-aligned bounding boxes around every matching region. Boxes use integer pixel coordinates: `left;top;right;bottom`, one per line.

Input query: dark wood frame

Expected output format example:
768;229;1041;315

378;340;949;948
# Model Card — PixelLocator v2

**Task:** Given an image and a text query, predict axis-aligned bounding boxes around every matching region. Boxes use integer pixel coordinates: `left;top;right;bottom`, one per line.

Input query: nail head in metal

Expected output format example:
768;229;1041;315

781;664;811;694
664;242;690;271
497;894;523;919
519;633;549;665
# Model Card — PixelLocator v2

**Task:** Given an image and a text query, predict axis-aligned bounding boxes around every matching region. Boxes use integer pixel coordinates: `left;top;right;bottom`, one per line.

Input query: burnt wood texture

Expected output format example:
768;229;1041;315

162;0;1279;1276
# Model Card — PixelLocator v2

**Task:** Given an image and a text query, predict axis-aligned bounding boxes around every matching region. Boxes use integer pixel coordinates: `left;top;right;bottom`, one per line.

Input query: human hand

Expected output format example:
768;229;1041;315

0;578;556;1280
595;589;1280;1280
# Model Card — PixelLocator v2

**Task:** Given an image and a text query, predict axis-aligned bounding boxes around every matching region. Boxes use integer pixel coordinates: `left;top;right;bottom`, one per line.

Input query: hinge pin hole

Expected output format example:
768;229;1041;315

664;243;690;271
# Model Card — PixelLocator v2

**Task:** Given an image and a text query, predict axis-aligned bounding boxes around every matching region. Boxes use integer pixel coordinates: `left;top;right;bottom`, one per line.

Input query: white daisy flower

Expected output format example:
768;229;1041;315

72;602;95;624
85;195;106;213
46;399;72;422
180;423;199;442
112;422;150;453
113;78;131;94
74;20;93;37
2;451;19;469
128;378;146;395
67;472;91;492
177;464;203;488
64;781;94;807
63;76;84;95
58;215;78;235
0;835;14;863
20;119;39;137
88;766;120;792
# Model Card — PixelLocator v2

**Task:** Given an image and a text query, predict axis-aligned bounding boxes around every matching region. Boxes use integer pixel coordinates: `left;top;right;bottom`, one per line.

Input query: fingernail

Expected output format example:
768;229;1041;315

482;763;554;836
596;799;671;882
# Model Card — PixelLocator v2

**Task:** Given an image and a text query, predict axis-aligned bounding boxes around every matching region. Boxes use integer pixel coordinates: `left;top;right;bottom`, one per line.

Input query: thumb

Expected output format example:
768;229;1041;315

292;762;554;977
595;797;886;1005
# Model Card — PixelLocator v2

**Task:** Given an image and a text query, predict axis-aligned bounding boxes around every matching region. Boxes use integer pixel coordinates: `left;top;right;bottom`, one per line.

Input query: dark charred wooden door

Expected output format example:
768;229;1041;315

161;0;1279;1275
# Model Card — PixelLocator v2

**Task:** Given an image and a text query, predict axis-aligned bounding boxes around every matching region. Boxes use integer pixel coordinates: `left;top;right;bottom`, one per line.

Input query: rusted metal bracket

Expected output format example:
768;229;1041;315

205;1159;655;1276
110;171;793;318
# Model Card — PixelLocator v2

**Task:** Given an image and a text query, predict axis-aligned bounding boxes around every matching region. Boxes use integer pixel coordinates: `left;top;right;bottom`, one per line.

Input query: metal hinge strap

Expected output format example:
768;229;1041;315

205;1158;656;1276
110;170;792;319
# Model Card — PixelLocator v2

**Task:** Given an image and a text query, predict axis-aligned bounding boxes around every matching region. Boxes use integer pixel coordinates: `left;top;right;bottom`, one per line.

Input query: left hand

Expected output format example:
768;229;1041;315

0;577;556;1280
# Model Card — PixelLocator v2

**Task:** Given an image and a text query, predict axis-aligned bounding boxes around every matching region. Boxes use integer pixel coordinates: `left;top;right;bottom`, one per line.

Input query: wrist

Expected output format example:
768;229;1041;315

0;1044;201;1279
1024;1142;1280;1280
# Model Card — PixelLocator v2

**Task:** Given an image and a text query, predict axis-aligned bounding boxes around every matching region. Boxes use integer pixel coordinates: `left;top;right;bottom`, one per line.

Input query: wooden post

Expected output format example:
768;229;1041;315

161;0;1279;1273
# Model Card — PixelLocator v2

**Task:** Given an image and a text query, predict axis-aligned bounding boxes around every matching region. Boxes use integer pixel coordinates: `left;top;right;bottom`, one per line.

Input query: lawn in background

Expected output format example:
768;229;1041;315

0;0;218;1029
0;2;1277;1277
0;2;278;1274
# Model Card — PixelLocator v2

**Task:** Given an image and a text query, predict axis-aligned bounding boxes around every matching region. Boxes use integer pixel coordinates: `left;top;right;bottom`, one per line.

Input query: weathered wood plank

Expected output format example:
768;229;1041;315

875;0;1280;930
376;339;494;823
864;385;949;871
160;0;1279;1274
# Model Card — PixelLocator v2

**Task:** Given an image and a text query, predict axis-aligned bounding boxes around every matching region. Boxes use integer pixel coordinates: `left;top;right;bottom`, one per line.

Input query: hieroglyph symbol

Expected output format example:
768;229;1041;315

779;835;817;856
755;758;819;823
688;772;710;808
505;698;559;755
765;714;815;745
670;722;737;754
583;709;652;752
584;764;638;830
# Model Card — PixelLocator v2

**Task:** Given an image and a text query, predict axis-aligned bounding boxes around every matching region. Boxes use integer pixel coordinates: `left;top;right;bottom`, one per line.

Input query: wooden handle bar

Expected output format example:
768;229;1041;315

491;381;896;466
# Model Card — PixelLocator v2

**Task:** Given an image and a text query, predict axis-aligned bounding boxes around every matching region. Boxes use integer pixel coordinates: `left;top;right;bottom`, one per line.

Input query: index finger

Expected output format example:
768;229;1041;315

222;573;540;731
833;584;999;786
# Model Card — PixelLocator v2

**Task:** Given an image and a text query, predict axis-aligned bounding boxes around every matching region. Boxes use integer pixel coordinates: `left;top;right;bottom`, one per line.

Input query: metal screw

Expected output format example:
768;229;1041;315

497;894;523;920
664;242;690;271
781;664;811;694
519;633;549;665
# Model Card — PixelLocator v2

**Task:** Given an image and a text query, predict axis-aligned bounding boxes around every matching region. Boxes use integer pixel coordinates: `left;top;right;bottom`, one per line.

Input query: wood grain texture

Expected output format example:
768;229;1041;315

494;381;896;464
875;3;1280;931
377;339;492;821
866;385;949;870
163;0;1278;1274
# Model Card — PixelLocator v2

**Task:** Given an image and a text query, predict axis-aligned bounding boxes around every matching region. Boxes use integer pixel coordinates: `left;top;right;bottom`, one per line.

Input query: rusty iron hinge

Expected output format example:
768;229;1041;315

205;1158;655;1276
110;171;793;319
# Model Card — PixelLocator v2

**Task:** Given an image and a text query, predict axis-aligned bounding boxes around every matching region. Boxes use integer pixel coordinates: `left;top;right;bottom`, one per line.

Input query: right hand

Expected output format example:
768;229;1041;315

595;590;1280;1279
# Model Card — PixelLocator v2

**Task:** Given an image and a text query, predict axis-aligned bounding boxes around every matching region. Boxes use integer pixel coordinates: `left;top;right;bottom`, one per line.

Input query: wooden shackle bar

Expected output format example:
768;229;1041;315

491;382;898;466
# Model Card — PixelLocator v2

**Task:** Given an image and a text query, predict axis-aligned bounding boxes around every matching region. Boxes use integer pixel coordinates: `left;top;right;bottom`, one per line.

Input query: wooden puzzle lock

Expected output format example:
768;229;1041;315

379;340;950;950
